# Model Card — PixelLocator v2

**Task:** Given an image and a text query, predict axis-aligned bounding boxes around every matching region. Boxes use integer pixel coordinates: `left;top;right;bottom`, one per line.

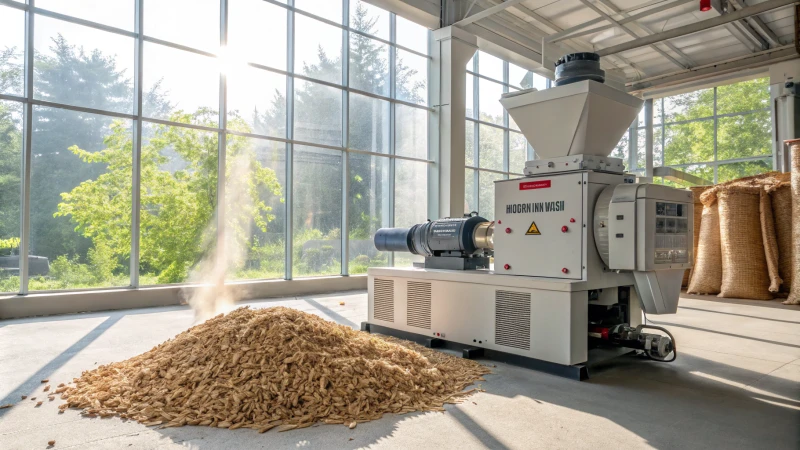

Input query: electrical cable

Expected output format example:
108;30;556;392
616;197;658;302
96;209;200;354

638;324;677;363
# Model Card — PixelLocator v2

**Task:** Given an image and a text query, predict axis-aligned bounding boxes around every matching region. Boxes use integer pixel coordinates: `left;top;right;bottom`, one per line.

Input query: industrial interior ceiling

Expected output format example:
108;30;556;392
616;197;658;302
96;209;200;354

386;0;799;93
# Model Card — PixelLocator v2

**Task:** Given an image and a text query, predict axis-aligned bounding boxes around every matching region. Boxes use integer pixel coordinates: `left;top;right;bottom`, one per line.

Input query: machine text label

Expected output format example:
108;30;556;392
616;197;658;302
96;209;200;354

519;180;551;190
505;201;565;214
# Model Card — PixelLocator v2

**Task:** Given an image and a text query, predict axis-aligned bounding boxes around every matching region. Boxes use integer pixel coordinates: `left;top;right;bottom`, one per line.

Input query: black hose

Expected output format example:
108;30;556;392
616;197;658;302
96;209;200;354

637;324;677;363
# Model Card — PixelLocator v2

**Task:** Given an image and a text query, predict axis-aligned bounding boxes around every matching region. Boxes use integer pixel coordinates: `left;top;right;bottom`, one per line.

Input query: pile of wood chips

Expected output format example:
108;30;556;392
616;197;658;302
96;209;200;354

57;307;490;432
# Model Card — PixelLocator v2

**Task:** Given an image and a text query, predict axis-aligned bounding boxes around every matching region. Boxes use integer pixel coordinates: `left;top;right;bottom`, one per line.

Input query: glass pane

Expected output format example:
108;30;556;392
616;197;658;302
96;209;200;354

30;106;133;290
396;49;427;105
610;129;630;168
395;160;427;227
227;66;286;137
296;0;342;23
0;5;25;96
34;16;135;114
717;77;769;115
348;153;390;274
294;14;342;85
478;124;503;171
663;88;713;122
661;164;712;187
466;73;475;119
633;128;646;171
509;63;530;90
717;110;771;160
349;35;389;96
465;120;475;166
478;171;503;220
717;158;772;183
465;168;476;215
145;0;220;53
293;145;342;277
228;0;286;70
139;122;218;285
294;80;343;147
396;15;428;55
478;78;504;125
395;104;427;159
37;0;134;30
143;43;219;125
654;125;663;167
509;132;526;174
350;0;389;40
349;93;390;154
663;120;714;166
654;99;663;125
478;51;503;82
0;100;22;293
225;136;285;281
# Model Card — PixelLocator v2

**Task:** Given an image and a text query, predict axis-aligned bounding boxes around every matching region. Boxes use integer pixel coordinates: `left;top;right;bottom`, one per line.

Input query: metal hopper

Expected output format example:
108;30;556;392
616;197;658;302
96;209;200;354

499;80;643;160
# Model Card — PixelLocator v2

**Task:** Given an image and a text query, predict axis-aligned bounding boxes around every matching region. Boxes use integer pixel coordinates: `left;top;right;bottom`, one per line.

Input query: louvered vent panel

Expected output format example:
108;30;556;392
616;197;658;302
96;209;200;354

373;279;394;322
495;290;531;350
406;281;432;329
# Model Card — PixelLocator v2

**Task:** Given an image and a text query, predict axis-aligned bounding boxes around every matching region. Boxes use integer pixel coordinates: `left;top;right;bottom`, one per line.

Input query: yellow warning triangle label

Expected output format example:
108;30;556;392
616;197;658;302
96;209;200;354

526;221;541;235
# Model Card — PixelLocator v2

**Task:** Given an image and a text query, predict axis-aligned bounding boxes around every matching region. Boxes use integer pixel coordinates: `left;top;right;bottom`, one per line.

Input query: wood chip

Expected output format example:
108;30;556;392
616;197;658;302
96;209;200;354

0;404;13;409
57;307;490;432
36;401;43;407
48;440;55;446
41;379;49;383
21;395;27;400
43;385;50;392
338;302;345;306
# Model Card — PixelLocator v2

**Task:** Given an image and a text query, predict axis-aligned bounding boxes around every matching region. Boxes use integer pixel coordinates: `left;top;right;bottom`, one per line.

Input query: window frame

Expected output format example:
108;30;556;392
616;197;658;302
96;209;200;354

0;0;432;293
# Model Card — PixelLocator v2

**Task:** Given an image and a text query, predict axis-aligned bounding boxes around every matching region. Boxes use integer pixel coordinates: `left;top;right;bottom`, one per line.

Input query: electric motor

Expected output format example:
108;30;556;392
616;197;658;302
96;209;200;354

374;214;492;257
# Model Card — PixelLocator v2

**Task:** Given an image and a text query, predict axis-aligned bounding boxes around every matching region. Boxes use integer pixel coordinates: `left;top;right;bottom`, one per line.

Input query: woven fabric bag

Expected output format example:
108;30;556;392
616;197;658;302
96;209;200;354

759;189;782;293
785;143;800;305
717;186;772;300
686;186;712;287
770;183;793;296
687;191;722;295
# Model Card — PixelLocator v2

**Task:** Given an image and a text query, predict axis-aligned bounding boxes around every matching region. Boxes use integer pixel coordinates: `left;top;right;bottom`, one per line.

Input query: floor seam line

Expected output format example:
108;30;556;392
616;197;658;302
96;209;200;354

742;360;795;391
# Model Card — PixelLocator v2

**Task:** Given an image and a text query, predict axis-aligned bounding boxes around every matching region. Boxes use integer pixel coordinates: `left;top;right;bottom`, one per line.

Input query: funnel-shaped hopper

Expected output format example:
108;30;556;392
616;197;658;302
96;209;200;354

500;80;643;159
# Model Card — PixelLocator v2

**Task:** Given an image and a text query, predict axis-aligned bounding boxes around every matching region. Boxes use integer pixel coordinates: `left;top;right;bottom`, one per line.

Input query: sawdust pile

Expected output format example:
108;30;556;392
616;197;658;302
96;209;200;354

58;307;490;432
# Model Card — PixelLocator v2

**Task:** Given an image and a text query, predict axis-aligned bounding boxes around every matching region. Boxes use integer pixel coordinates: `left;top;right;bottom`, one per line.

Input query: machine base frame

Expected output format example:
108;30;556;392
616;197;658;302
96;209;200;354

362;321;590;381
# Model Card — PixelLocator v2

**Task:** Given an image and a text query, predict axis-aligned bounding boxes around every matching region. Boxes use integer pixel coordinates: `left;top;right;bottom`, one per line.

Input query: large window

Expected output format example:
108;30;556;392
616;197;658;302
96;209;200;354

614;77;772;184
465;51;546;220
0;0;430;293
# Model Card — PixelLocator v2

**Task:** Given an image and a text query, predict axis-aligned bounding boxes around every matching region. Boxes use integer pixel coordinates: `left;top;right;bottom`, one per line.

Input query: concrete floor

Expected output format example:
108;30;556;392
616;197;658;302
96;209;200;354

0;291;798;450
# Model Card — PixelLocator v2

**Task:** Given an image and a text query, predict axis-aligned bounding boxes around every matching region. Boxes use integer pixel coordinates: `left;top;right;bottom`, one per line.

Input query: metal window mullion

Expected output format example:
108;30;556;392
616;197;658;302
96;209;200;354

471;54;479;209
19;0;34;295
341;0;349;276
284;1;294;280
388;12;396;267
216;0;228;280
502;61;509;174
713;87;718;184
130;0;144;288
660;99;666;167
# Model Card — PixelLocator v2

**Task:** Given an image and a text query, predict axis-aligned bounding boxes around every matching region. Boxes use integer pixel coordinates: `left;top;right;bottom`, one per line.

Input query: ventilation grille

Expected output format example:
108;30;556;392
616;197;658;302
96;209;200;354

373;278;394;322
406;281;432;329
495;290;531;350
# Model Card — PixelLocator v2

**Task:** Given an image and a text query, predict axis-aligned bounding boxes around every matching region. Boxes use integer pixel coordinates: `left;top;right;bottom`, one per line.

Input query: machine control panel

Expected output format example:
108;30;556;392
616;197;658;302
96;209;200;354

493;172;584;280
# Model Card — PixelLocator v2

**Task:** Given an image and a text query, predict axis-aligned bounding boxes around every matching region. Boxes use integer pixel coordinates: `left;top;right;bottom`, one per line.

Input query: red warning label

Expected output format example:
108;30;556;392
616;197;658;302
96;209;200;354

519;180;551;190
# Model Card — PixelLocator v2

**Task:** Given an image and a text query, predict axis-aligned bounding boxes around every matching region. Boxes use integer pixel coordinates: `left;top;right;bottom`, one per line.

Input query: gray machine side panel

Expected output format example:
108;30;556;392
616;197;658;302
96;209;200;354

585;172;635;289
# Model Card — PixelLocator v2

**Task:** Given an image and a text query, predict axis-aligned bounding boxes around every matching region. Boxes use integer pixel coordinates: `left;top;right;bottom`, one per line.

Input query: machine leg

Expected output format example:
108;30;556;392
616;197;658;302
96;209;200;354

462;347;485;359
426;338;444;348
360;322;371;332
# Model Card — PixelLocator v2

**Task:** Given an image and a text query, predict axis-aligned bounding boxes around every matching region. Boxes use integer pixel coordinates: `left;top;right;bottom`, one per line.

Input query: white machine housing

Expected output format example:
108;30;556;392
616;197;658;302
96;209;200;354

365;79;691;374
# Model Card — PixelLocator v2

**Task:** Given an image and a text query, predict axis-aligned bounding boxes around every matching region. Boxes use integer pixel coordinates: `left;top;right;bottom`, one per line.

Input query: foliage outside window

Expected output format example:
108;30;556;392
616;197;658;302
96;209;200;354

0;0;430;293
465;52;546;220
612;77;772;184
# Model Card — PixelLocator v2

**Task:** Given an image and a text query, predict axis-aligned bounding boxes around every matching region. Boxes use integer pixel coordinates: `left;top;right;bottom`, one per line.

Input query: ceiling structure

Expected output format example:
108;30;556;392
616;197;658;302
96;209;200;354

376;0;799;93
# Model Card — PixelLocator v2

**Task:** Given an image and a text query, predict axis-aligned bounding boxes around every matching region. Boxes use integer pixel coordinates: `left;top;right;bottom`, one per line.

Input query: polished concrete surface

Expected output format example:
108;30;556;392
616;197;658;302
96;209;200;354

1;291;798;449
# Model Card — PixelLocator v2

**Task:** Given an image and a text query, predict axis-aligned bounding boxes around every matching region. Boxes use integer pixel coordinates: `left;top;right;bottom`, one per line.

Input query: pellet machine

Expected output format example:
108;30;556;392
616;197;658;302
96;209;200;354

362;53;691;379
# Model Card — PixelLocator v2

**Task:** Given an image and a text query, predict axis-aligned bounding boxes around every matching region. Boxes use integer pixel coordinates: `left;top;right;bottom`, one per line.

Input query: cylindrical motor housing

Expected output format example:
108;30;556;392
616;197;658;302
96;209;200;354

554;52;605;87
374;215;492;257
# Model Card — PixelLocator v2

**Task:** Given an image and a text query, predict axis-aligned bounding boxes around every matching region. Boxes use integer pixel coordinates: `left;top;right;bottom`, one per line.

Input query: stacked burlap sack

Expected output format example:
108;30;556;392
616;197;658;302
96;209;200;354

687;166;798;304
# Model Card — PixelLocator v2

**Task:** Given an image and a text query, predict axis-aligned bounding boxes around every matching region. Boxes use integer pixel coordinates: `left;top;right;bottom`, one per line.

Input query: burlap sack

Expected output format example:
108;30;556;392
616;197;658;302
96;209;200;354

770;183;793;296
687;192;722;295
785;143;800;305
717;186;772;300
759;189;782;293
686;186;712;287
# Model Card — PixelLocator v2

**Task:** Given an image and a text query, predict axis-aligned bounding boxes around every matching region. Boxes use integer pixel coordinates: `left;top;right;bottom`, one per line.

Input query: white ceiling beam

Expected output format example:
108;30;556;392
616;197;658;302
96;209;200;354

593;0;696;67
580;0;688;69
729;0;783;47
453;0;529;27
597;0;798;57
710;0;770;51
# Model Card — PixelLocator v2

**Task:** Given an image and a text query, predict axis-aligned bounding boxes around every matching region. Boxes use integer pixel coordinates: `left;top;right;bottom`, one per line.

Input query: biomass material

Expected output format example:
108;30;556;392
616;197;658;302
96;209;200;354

687;193;722;295
760;190;782;293
771;183;794;297
59;307;490;430
717;186;772;300
786;142;800;305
